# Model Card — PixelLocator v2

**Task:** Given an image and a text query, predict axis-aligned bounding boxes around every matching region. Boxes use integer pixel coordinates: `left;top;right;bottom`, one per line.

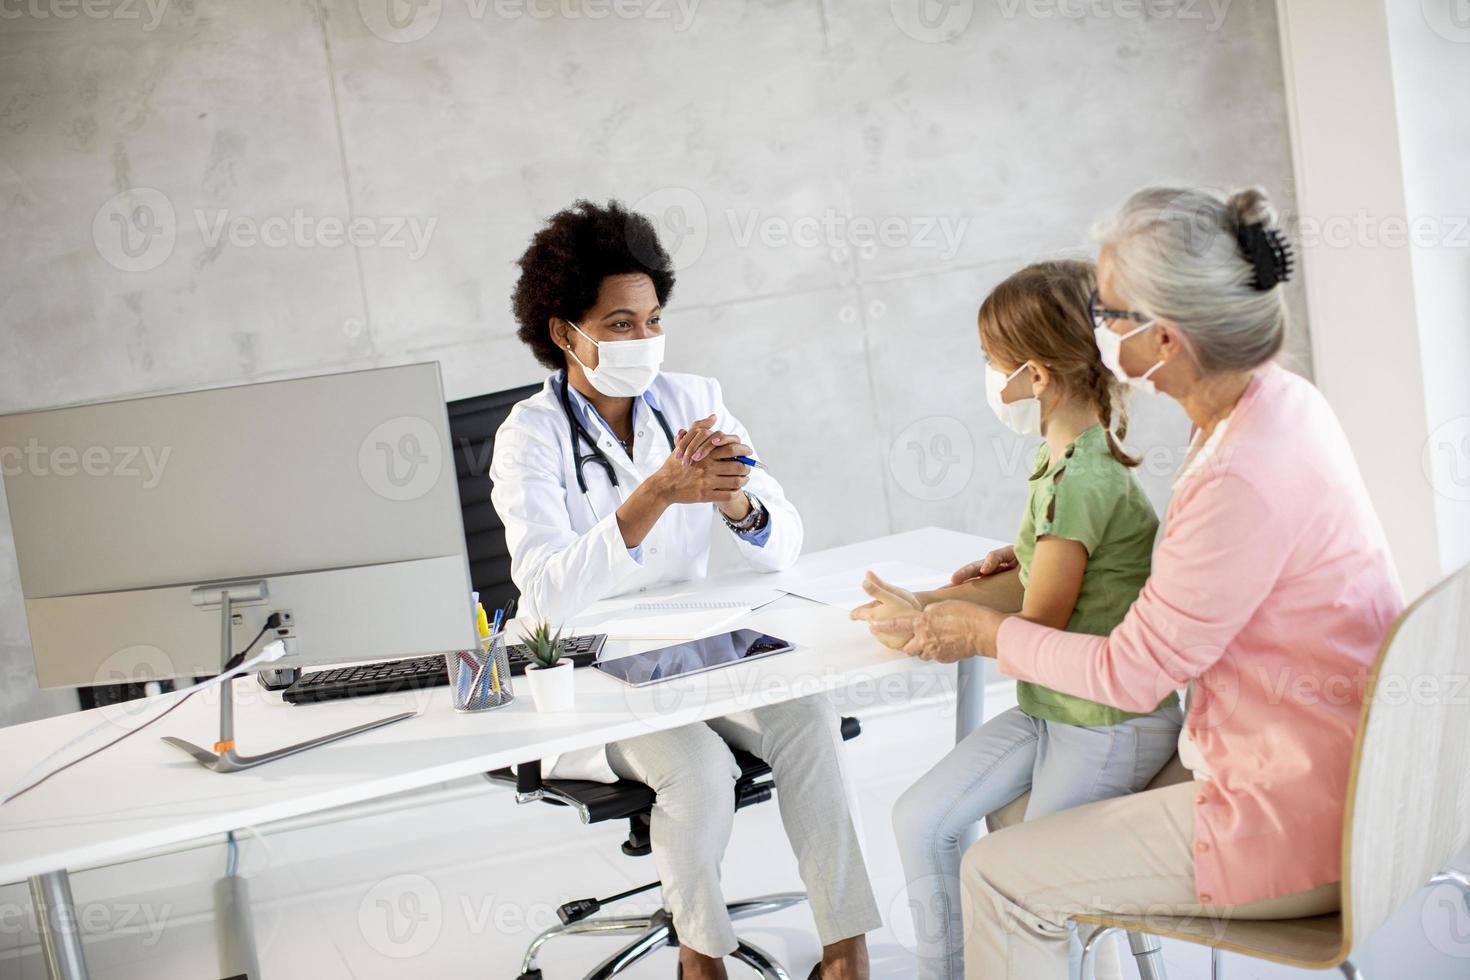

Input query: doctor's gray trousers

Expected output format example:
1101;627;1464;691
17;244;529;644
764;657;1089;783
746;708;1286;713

605;694;882;957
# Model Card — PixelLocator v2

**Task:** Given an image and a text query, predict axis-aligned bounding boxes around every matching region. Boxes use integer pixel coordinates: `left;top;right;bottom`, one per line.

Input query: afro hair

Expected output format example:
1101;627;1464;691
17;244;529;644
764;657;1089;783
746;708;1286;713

511;199;677;370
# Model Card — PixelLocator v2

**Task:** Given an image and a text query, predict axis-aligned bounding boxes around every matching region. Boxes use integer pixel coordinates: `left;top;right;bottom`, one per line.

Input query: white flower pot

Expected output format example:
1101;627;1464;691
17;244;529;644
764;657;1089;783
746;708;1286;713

525;659;575;713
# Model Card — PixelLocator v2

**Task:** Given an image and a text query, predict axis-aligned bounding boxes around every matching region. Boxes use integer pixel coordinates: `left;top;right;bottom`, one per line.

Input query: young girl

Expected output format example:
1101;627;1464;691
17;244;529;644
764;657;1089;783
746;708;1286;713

855;260;1182;980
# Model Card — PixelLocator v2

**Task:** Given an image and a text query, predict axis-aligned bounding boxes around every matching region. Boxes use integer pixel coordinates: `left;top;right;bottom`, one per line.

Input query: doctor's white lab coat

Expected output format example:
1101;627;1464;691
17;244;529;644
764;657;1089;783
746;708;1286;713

489;371;803;777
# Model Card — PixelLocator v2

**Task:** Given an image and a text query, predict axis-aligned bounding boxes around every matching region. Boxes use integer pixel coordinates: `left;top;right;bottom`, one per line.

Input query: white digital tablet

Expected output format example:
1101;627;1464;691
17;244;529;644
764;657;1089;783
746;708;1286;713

592;629;795;687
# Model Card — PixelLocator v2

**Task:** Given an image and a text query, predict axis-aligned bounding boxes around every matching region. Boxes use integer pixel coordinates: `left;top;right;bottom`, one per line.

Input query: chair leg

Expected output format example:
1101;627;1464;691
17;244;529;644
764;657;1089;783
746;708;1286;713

584;915;676;979
518;915;657;977
1127;931;1170;980
730;938;794;980
726;892;807;922
1079;926;1123;979
1209;946;1224;980
1338;959;1365;980
520;895;807;979
1430;869;1470;910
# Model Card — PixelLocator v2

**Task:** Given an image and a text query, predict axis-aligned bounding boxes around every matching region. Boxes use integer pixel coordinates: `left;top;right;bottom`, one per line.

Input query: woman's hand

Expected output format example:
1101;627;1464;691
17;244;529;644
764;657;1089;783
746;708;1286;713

621;439;752;548
849;572;922;650
674;415;726;464
949;545;1018;585
855;599;1008;663
649;438;753;507
906;601;1005;662
671;419;760;521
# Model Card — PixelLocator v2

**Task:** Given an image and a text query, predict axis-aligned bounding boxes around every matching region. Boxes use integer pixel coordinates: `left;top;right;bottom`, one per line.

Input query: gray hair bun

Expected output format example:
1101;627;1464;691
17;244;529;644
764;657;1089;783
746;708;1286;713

1227;187;1293;291
1094;185;1289;374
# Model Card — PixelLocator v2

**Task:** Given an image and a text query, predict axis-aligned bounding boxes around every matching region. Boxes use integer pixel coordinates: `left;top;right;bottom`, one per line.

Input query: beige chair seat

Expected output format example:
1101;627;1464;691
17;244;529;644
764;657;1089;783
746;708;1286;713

1069;910;1343;969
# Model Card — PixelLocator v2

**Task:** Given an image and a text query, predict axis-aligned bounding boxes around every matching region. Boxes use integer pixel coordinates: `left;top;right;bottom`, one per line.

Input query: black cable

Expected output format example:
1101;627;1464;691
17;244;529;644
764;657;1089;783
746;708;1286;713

3;693;199;805
3;618;279;805
599;880;660;904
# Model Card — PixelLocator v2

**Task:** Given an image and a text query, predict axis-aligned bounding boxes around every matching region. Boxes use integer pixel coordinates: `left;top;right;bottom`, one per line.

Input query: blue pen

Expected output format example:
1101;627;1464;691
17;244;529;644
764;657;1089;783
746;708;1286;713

731;455;766;469
479;607;505;700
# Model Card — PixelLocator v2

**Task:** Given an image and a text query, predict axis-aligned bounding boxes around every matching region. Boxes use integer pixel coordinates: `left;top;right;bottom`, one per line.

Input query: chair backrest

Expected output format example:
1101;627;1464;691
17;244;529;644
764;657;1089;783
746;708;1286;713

1344;562;1470;946
446;382;543;615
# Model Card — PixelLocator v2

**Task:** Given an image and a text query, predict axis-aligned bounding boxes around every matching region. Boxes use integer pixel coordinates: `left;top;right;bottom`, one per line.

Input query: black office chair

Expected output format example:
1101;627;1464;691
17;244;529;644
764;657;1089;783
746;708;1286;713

447;382;542;613
454;383;862;978
486;716;862;980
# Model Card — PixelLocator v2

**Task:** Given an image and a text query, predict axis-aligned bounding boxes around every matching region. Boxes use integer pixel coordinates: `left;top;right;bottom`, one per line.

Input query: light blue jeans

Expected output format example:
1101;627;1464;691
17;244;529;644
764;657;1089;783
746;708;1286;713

893;702;1183;980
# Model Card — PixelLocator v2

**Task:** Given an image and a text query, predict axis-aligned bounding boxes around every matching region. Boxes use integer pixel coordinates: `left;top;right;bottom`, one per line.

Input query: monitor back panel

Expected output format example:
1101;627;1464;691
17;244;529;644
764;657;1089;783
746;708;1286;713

0;362;476;686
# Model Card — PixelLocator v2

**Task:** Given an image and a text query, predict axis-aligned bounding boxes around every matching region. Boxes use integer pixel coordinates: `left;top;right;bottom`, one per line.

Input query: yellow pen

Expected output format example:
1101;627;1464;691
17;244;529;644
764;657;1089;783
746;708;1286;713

474;602;500;696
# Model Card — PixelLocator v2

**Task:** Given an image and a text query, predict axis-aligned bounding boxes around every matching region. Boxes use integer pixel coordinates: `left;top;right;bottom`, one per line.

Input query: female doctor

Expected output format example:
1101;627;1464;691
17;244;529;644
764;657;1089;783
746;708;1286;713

490;200;880;980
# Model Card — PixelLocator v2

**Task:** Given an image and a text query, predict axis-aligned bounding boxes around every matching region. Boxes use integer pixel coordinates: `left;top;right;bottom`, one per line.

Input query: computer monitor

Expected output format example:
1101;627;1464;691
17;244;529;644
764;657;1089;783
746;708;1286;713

0;362;477;691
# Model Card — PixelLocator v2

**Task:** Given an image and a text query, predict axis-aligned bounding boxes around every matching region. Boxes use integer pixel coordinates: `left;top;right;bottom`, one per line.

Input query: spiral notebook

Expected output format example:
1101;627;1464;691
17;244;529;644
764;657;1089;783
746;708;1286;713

595;606;752;641
632;588;785;612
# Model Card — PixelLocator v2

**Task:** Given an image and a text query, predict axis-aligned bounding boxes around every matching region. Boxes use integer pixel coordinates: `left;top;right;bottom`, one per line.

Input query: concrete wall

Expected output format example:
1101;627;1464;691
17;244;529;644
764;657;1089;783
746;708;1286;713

0;0;1303;724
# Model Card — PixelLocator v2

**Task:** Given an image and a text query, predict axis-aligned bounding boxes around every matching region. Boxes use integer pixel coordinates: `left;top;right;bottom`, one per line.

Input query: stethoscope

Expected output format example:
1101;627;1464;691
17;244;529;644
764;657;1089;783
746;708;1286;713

559;373;675;495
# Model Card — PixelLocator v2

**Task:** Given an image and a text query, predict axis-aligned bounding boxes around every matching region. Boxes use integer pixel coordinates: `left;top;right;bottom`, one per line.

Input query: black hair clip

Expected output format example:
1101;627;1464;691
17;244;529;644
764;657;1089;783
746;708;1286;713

1236;223;1294;291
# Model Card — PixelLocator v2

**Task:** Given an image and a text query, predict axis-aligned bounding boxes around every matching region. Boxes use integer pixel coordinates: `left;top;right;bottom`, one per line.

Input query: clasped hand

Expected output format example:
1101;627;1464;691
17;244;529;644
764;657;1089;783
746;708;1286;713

650;414;752;509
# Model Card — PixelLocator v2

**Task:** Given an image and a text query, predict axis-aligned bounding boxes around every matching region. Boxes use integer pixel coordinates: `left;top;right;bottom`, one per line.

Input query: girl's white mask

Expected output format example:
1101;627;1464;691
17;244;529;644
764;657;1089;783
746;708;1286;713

985;361;1042;437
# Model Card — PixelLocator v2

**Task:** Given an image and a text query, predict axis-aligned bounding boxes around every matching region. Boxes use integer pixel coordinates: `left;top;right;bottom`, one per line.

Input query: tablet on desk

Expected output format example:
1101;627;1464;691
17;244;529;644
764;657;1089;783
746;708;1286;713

593;629;794;687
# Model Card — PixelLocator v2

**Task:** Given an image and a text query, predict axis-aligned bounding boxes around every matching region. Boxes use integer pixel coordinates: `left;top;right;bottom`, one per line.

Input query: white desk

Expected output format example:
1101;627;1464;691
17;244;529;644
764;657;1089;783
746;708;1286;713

0;526;1003;980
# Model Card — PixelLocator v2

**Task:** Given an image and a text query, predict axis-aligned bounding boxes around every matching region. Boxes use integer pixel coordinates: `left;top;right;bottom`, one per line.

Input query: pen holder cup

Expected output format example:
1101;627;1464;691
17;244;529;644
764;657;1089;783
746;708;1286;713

446;630;515;713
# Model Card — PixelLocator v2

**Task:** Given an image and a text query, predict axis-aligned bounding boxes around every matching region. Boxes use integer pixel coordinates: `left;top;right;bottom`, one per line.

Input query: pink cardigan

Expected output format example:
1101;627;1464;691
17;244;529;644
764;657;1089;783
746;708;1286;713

997;363;1404;906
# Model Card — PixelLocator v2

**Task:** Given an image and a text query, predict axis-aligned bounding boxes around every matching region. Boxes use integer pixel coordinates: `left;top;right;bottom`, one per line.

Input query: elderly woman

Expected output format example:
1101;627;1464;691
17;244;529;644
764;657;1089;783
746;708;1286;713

858;186;1405;978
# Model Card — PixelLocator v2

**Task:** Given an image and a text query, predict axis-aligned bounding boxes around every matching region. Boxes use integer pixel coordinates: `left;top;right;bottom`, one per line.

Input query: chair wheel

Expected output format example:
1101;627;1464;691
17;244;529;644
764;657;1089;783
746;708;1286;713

517;972;543;979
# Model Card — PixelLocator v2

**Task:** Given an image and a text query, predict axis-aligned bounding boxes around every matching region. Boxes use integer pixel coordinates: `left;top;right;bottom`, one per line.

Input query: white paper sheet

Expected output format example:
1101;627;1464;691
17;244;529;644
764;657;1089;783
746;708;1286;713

778;559;951;609
566;604;754;641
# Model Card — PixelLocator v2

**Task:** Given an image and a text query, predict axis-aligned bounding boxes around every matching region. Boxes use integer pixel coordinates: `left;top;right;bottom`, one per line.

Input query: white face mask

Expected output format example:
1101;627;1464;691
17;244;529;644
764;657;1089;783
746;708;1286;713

1093;321;1164;395
985;361;1042;437
565;321;665;398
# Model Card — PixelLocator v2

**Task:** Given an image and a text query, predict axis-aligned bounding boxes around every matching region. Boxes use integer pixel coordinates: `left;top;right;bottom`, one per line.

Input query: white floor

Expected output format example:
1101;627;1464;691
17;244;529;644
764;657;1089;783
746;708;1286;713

1;683;1466;979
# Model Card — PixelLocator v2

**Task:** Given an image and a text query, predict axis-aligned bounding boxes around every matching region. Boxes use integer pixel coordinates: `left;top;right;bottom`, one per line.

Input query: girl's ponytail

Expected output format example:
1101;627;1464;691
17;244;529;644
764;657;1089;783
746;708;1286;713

1088;364;1141;467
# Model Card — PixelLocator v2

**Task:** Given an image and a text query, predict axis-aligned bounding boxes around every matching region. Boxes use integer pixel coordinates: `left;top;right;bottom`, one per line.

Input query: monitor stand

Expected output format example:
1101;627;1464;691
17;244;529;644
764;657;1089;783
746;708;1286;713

161;581;416;773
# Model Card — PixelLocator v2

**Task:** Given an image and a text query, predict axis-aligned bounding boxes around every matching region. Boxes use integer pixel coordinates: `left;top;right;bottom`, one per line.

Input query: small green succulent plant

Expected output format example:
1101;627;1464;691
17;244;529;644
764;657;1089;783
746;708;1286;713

519;621;567;670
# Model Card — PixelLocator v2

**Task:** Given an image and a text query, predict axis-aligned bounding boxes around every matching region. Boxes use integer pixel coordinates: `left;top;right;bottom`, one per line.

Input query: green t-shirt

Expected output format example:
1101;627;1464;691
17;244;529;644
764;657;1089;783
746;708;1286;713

1013;424;1176;727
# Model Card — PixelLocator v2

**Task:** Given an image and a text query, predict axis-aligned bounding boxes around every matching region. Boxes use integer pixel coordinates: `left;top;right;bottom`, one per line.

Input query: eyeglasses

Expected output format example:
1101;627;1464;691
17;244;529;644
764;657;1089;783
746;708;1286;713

1088;289;1151;331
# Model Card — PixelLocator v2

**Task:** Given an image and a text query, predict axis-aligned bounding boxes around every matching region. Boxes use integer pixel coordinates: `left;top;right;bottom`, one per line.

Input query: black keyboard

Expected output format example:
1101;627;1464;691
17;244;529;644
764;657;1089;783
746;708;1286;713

281;634;608;704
